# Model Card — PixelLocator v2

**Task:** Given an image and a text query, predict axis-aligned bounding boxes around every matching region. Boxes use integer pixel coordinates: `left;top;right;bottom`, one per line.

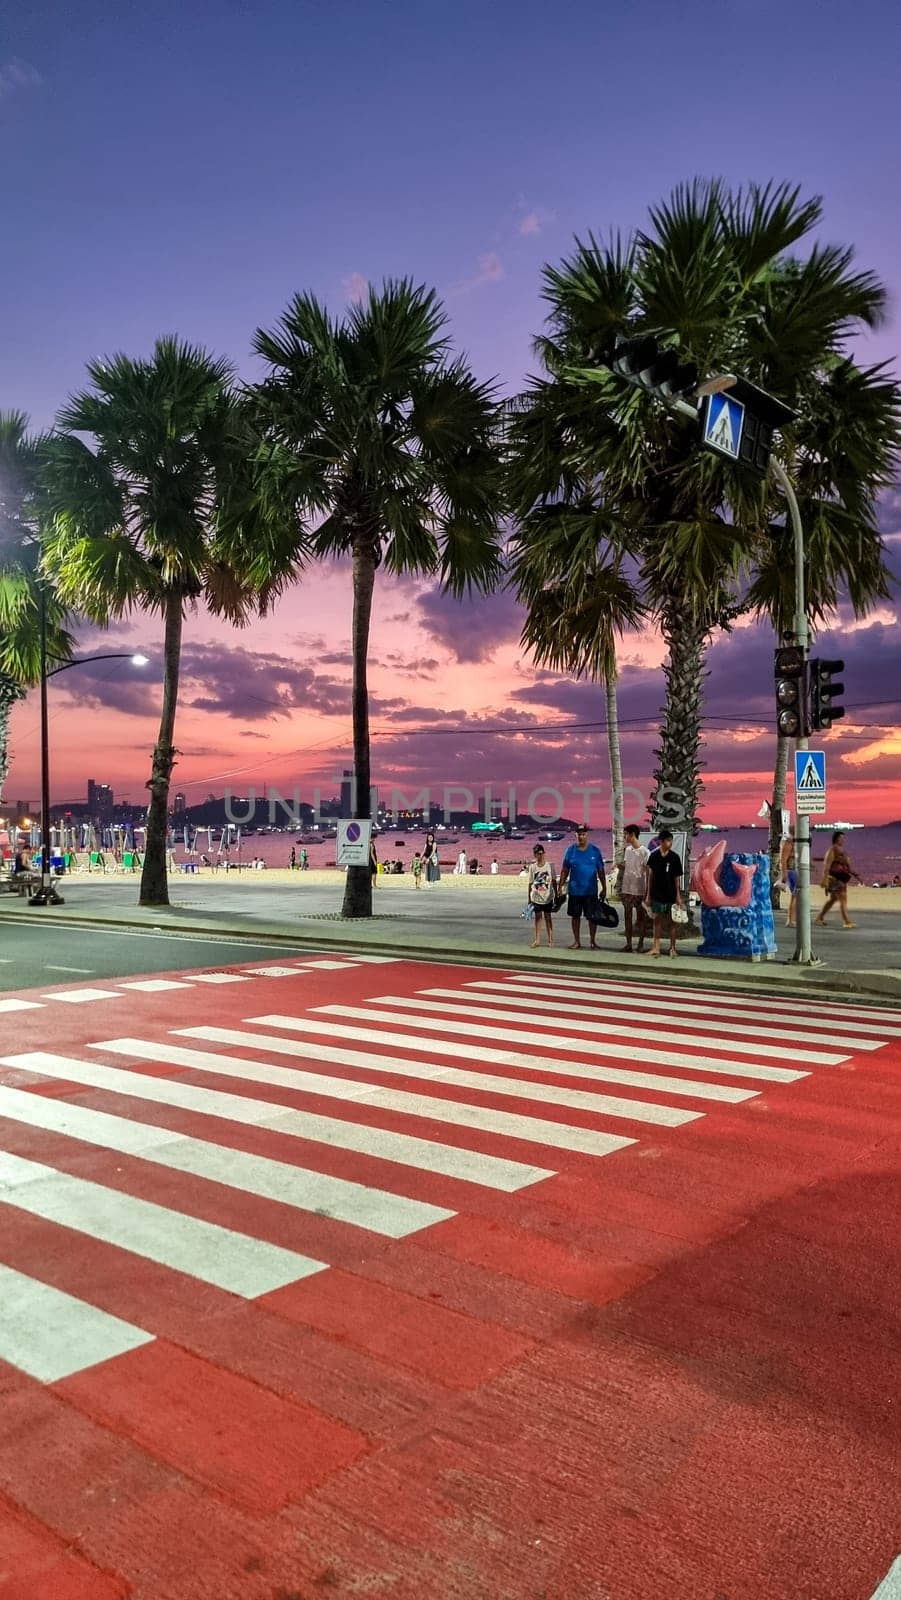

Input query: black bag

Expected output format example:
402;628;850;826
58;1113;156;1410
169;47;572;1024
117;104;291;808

588;898;620;929
552;891;568;913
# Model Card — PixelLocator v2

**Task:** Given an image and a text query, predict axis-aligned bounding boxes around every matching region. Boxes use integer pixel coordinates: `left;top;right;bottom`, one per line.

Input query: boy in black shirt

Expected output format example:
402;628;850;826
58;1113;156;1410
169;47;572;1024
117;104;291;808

644;829;684;958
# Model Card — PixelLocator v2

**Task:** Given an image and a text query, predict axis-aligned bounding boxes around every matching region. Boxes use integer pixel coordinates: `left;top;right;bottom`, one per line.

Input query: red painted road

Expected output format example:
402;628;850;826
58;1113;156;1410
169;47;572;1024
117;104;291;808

0;953;898;1599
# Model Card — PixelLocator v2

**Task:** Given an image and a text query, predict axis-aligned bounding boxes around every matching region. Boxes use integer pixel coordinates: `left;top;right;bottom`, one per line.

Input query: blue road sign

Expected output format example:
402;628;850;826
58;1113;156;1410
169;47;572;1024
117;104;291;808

702;392;745;461
795;749;826;814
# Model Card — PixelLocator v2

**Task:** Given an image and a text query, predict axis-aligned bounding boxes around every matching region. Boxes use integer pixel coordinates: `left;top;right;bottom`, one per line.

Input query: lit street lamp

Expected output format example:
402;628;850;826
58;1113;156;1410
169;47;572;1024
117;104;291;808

28;588;148;907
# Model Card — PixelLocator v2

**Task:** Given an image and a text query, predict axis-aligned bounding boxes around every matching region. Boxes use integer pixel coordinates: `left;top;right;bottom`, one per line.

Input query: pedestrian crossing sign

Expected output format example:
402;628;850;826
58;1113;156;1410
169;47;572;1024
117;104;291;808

795;749;826;814
701;392;745;460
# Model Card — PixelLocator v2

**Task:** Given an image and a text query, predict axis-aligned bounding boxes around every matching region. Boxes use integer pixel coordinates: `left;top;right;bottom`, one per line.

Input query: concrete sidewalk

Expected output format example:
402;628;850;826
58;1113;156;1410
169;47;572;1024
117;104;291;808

2;875;900;1002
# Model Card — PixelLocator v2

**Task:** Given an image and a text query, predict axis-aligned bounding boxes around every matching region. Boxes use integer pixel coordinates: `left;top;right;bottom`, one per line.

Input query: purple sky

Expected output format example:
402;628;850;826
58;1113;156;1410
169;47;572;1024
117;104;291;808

3;0;900;821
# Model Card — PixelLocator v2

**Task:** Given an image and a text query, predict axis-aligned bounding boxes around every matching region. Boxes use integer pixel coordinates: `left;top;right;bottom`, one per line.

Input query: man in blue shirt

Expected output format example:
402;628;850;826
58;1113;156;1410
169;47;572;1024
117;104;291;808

559;825;607;949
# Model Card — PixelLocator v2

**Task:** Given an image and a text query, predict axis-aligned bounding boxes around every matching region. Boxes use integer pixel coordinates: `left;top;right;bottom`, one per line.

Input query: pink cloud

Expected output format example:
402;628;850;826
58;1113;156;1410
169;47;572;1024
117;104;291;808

342;272;369;304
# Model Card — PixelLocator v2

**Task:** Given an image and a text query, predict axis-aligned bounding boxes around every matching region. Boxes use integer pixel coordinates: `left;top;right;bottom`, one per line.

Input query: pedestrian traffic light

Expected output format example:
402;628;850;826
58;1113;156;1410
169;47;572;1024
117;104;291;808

810;658;845;730
600;334;699;403
774;645;807;738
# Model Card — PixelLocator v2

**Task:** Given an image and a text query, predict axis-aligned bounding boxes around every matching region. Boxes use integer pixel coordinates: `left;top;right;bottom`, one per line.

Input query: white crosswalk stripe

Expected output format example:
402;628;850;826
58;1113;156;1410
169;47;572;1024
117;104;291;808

0;1081;451;1238
0;1150;326;1296
299;1007;819;1080
502;970;901;1029
493;975;901;1041
0;1261;153;1383
418;984;884;1052
354;995;849;1066
1;1051;545;1194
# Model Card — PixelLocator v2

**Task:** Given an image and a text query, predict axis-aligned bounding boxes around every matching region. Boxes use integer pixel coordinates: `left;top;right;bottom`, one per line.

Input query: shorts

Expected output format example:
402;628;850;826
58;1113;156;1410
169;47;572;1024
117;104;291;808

530;901;552;917
567;893;599;920
650;900;675;917
621;892;647;917
787;870;797;893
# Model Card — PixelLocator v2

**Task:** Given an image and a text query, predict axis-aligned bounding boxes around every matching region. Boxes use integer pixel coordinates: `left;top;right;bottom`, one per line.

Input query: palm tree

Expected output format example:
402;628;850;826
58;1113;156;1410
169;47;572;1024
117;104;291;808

253;281;505;917
41;339;300;907
508;488;645;861
514;182;899;888
0;411;74;801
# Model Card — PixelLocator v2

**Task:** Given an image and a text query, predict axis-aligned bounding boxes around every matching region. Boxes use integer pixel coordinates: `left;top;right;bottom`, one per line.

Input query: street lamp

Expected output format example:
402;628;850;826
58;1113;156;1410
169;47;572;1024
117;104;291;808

28;590;148;907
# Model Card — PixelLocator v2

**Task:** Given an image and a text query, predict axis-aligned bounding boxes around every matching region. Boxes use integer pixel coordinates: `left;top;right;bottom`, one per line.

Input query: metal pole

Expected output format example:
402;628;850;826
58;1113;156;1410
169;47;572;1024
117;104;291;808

769;458;811;964
29;584;64;907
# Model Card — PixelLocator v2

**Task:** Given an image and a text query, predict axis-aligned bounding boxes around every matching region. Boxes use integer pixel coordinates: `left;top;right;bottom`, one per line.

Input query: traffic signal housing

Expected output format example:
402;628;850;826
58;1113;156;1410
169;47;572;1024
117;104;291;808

774;645;807;738
601;334;699;403
810;658;845;731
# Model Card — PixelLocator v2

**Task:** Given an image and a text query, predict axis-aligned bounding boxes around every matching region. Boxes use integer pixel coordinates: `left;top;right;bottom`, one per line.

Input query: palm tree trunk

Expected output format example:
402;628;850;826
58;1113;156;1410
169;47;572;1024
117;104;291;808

605;671;625;870
768;733;790;907
139;592;183;907
342;532;377;918
651;605;708;918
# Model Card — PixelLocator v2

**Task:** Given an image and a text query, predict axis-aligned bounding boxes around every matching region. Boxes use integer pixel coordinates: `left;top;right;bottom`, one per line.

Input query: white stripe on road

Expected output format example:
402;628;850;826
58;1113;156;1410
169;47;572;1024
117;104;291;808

0;1150;326;1297
101;1035;641;1156
307;1006;825;1080
504;970;901;1027
363;995;848;1066
1;1051;547;1195
118;979;193;992
250;1013;805;1085
0;1082;450;1238
0;1261;152;1383
493;976;901;1041
40;988;120;1004
424;984;883;1052
180;1025;754;1106
869;1557;901;1599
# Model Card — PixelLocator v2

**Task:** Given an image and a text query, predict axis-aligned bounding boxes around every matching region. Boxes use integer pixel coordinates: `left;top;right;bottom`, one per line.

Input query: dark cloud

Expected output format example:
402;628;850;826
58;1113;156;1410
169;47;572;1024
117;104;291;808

415;585;524;663
181;642;352;721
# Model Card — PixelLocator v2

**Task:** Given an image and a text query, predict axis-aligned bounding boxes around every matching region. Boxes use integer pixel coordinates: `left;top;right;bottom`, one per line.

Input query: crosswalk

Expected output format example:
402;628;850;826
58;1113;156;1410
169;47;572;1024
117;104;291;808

0;965;897;1385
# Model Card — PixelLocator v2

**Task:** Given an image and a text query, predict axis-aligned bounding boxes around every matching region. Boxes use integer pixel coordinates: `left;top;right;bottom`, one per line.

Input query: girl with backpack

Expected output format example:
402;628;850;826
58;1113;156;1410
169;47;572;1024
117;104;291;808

527;843;557;948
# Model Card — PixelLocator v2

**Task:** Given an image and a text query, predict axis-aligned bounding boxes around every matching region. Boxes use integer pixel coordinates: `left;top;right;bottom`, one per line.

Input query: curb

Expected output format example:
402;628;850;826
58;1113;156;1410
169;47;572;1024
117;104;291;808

3;905;899;1003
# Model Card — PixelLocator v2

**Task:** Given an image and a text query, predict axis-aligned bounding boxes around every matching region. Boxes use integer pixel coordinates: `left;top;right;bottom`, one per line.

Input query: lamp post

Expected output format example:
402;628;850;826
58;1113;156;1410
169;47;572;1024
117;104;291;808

28;593;148;908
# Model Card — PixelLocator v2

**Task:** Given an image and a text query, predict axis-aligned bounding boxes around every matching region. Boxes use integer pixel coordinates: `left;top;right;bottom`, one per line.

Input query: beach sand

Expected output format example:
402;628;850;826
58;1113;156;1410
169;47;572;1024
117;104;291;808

60;865;899;912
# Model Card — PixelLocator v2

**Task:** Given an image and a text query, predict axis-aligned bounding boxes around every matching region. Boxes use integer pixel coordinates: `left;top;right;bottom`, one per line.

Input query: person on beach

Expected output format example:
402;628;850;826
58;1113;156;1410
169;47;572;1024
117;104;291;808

289;847;296;870
455;847;468;875
422;832;440;883
369;837;379;887
527;843;556;947
817;830;861;928
616;823;649;953
779;834;798;927
490;858;499;874
559;825;606;950
412;851;423;888
644;829;683;957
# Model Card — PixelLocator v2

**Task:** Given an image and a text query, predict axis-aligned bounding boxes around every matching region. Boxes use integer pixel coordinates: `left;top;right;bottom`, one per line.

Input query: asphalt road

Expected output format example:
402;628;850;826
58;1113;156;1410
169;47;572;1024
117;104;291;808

0;919;314;992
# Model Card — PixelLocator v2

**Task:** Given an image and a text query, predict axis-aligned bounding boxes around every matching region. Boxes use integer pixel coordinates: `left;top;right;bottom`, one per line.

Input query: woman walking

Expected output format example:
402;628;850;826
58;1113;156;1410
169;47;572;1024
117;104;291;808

779;835;798;928
527;843;556;947
422;831;441;884
816;831;861;928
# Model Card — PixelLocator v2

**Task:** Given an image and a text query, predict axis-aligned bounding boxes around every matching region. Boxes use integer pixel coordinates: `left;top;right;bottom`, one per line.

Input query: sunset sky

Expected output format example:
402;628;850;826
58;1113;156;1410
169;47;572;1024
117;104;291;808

3;0;900;824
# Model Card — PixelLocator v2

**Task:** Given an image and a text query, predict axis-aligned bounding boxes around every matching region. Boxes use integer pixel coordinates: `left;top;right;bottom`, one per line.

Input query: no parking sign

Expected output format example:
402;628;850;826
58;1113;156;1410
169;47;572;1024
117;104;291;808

336;818;372;866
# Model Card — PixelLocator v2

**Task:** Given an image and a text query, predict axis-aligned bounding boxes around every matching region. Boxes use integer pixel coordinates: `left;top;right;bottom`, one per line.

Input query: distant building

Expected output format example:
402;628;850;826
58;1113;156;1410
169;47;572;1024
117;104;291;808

87;779;114;819
173;792;187;815
340;770;354;816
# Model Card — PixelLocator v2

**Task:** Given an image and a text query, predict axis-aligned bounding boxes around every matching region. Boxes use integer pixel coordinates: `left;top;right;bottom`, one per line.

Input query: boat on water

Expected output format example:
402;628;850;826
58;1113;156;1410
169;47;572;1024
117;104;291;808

508;830;526;840
538;830;564;842
812;820;865;831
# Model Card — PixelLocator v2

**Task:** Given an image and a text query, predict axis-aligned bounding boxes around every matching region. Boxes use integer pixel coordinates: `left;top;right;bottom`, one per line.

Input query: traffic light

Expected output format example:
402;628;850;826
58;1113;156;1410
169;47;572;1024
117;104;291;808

810;658;845;730
601;334;699;403
774;645;807;737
